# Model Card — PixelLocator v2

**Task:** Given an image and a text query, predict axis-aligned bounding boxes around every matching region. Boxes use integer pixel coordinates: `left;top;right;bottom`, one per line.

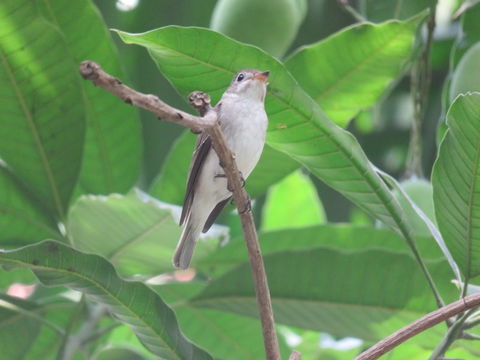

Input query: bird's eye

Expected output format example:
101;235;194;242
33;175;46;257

236;73;245;82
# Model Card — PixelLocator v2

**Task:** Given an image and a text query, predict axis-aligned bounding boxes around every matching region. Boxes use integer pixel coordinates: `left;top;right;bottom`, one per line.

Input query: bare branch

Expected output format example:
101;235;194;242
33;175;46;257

79;60;281;360
355;293;480;360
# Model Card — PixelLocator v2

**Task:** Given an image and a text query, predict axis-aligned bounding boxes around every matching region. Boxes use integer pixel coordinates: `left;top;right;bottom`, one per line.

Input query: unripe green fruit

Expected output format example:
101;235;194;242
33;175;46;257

210;0;307;58
394;178;436;237
450;42;480;102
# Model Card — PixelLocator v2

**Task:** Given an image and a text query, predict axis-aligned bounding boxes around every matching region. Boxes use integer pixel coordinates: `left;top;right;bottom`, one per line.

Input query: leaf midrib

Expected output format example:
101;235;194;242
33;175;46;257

0;48;64;218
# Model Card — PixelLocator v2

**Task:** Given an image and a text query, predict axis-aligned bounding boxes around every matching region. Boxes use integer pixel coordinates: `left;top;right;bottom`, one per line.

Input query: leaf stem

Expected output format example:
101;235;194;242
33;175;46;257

336;0;366;22
406;5;437;177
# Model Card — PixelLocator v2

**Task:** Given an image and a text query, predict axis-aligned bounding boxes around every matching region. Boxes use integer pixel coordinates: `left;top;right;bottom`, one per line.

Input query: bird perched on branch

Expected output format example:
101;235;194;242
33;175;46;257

173;69;269;269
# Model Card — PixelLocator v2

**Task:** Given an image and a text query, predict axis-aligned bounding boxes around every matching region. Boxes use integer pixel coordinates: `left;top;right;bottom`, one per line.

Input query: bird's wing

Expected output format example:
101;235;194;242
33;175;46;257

180;132;212;225
202;196;231;233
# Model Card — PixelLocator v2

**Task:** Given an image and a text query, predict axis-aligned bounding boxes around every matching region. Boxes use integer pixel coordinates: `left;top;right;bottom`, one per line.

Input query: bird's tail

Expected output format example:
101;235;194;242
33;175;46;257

173;216;203;269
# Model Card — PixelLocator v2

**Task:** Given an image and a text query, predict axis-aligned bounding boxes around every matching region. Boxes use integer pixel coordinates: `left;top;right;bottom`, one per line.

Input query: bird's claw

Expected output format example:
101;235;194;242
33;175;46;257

214;172;245;192
238;196;252;214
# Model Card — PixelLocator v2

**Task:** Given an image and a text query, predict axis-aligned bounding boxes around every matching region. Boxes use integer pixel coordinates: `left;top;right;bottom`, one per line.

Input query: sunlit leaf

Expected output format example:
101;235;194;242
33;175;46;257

38;0;142;195
285;14;426;126
0;1;86;218
262;170;325;231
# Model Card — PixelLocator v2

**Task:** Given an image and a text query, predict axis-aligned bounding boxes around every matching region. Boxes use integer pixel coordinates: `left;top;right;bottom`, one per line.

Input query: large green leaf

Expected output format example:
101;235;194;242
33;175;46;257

150;130;299;204
114;26;417;250
191;247;453;343
285;14;425;126
432;93;480;280
68;190;224;277
0;166;60;246
198;224;444;276
0;240;213;360
0;0;86;218
37;0;141;195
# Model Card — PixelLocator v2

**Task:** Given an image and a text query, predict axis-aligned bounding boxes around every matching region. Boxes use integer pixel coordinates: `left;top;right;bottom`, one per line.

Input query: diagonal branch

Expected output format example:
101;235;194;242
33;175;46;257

355;293;480;360
79;60;286;360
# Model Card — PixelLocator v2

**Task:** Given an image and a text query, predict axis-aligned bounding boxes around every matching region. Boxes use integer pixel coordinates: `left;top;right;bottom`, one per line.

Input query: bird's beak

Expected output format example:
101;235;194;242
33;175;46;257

253;70;270;83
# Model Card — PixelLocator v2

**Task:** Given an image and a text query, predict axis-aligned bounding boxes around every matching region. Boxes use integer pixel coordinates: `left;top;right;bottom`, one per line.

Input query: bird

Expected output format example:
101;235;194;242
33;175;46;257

173;69;270;269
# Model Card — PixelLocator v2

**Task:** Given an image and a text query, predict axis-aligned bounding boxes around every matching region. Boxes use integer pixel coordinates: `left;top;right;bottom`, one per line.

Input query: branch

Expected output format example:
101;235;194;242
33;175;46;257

354;293;480;360
79;61;281;360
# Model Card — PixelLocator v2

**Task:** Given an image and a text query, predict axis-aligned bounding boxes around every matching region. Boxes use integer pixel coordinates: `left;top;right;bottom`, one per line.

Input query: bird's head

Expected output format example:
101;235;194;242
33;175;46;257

226;69;269;102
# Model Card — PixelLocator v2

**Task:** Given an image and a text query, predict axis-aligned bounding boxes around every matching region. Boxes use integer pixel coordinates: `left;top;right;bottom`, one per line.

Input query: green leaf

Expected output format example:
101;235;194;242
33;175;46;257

0;166;60;246
191;247;453;343
198;224;444;276
0;1;86;218
262;170;325;231
0;240;214;360
432;93;480;280
37;0;142;195
150;131;299;204
114;26;417;250
285;15;425;126
68;190;224;277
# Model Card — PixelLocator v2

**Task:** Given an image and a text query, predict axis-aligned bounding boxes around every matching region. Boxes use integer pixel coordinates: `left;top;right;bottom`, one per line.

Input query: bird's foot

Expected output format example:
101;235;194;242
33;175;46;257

238;196;252;214
214;172;245;192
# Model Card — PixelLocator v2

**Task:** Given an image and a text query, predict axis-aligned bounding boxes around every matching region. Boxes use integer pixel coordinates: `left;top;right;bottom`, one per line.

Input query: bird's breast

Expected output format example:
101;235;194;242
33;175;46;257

219;99;267;177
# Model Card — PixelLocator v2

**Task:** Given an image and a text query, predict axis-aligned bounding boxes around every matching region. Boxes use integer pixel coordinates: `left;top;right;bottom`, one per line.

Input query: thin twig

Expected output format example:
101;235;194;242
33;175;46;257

58;303;108;360
336;0;366;22
406;5;437;178
79;61;281;360
354;293;480;360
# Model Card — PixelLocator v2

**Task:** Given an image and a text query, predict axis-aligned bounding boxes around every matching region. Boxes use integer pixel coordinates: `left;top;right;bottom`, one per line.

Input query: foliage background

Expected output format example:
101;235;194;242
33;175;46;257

1;0;480;359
